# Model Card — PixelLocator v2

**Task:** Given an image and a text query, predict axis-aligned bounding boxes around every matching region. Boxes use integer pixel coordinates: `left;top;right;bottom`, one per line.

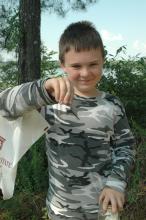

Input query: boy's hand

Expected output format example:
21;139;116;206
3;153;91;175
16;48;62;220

44;77;74;105
99;187;125;213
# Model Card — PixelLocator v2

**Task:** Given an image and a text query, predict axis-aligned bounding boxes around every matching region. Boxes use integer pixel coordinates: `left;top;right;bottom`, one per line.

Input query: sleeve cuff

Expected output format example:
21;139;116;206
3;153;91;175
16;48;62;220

37;79;57;105
105;176;127;193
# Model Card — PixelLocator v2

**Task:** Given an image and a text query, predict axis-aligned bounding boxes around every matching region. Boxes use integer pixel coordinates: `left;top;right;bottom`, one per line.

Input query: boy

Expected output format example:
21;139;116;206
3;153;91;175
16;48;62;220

0;21;135;220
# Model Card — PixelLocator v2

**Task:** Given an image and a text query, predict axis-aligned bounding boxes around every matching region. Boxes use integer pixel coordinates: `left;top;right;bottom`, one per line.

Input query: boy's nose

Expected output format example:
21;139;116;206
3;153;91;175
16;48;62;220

80;67;90;77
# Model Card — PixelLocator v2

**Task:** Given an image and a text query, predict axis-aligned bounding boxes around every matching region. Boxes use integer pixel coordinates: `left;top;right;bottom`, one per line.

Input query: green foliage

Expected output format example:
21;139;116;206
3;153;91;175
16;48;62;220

42;207;50;219
128;121;146;200
0;60;18;90
15;136;48;193
100;47;146;128
41;46;60;77
0;46;60;90
120;121;146;220
0;136;48;220
0;192;46;220
0;5;19;52
41;0;99;16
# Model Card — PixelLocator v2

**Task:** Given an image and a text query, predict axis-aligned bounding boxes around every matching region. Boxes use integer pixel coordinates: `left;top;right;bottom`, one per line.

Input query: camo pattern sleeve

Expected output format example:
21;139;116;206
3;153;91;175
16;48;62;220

0;79;55;117
44;92;135;219
104;94;136;192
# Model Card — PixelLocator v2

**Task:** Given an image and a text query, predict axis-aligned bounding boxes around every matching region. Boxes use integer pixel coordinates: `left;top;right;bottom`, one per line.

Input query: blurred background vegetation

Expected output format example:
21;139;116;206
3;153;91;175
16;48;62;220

0;1;146;219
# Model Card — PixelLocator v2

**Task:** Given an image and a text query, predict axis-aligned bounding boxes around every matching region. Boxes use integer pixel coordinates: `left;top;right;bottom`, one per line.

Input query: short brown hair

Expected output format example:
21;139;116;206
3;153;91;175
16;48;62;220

59;21;105;63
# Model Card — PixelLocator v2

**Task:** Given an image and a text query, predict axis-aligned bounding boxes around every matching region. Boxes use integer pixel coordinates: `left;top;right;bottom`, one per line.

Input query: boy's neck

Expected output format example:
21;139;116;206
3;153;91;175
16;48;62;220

74;89;101;98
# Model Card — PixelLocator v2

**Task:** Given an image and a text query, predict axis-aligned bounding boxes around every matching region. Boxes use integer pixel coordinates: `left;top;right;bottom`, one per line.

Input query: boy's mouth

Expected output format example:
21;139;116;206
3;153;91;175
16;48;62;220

79;79;92;84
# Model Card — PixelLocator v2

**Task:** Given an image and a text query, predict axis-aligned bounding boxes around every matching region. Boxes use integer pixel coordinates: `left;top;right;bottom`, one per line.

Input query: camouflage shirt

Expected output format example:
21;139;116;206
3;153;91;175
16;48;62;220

0;79;135;219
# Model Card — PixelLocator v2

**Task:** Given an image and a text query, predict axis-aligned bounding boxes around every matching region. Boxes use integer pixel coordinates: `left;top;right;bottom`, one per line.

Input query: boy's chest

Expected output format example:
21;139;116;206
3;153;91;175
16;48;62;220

47;101;115;136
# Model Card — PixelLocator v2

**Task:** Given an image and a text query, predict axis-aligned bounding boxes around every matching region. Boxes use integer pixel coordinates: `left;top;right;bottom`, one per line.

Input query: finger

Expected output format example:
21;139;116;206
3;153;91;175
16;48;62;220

117;197;124;212
110;197;118;213
58;77;68;103
59;77;71;104
53;79;61;102
102;198;110;212
44;79;60;102
68;78;74;104
62;77;74;105
99;191;105;204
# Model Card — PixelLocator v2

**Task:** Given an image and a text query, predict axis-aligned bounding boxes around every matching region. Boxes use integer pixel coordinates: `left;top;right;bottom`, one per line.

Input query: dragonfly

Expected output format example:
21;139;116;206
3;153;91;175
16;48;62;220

70;107;79;119
58;103;79;120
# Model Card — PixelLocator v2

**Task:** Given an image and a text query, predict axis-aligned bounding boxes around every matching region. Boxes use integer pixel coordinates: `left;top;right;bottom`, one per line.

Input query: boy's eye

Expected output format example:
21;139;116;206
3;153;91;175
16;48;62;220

90;63;98;67
72;65;81;69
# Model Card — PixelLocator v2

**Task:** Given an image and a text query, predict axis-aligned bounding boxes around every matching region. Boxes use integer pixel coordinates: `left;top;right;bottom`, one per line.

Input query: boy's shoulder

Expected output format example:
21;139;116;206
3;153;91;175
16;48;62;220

103;92;123;108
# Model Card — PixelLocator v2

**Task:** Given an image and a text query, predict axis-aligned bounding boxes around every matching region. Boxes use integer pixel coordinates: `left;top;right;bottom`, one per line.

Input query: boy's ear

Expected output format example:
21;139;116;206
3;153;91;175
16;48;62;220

60;62;66;72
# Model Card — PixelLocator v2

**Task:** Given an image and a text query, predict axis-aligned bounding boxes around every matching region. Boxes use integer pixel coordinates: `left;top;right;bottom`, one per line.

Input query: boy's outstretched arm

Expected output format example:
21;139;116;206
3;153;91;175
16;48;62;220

0;77;74;117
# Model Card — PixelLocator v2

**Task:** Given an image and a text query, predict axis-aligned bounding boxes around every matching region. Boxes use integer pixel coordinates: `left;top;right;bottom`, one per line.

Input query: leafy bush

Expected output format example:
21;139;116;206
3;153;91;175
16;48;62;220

100;47;146;128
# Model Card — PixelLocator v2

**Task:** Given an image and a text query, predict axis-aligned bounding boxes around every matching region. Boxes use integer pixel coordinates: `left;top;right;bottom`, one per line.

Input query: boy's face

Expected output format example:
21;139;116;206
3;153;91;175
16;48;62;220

61;48;104;97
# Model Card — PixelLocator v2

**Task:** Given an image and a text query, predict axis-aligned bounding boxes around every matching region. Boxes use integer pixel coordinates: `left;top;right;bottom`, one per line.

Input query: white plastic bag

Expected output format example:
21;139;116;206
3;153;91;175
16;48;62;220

0;110;49;200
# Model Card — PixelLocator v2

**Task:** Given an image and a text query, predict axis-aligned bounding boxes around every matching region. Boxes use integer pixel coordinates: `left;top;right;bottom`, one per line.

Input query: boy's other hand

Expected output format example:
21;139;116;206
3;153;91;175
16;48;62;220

44;77;74;105
99;187;125;213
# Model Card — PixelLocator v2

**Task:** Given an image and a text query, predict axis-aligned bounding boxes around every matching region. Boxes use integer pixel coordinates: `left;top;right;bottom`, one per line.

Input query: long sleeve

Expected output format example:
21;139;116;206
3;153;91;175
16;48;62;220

105;98;136;192
0;79;54;117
